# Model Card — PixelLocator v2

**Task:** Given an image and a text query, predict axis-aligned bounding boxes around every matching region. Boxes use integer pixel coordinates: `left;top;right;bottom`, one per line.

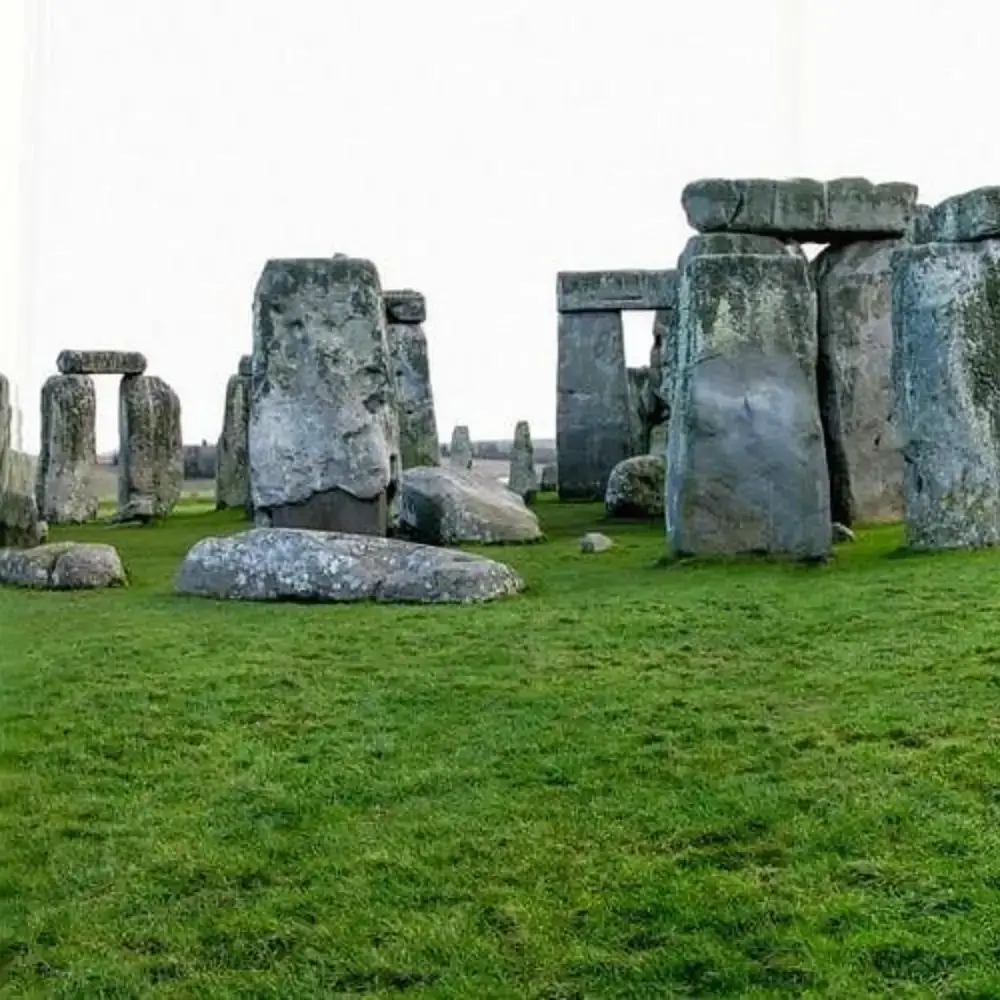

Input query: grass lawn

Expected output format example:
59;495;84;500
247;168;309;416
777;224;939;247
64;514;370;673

3;498;1000;997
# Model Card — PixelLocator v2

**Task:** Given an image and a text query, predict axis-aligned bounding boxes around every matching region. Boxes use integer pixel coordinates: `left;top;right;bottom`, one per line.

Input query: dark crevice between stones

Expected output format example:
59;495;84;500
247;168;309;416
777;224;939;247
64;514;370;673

816;313;854;528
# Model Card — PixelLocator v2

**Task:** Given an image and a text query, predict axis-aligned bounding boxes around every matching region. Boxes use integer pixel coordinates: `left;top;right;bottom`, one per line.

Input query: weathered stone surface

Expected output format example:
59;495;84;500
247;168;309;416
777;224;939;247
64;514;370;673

0;375;46;548
387;321;440;468
36;374;99;524
176;528;523;604
605;455;665;518
0;541;126;590
667;251;830;559
915;187;1000;243
183;443;216;481
892;241;1000;550
249;257;400;536
384;289;427;324
815;240;904;526
539;463;558;492
117;375;183;522
398;466;543;545
508;421;538;502
215;374;250;511
682;177;917;241
679;232;800;264
238;354;252;377
579;531;614;553
627;366;662;456
449;425;473;469
557;311;631;500
651;282;680;417
56;350;147;376
557;270;677;313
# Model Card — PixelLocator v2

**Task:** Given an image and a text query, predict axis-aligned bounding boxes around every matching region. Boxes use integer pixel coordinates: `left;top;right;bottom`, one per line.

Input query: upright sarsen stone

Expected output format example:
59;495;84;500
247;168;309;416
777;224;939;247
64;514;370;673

892;241;1000;550
117;375;183;521
449;425;473;469
667;250;830;559
815;240;903;526
556;310;630;500
37;374;99;524
215;372;250;511
249;257;400;535
0;373;46;548
508;420;537;502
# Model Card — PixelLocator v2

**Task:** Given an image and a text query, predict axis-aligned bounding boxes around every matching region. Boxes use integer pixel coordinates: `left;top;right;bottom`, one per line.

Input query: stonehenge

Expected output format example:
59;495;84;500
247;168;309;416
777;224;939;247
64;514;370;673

249;256;401;536
384;289;440;469
216;365;250;511
507;420;538;503
449;425;473;469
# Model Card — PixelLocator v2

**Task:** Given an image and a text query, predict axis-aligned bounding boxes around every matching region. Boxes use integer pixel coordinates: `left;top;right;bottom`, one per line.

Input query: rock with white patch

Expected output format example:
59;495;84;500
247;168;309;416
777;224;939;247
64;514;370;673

605;455;665;518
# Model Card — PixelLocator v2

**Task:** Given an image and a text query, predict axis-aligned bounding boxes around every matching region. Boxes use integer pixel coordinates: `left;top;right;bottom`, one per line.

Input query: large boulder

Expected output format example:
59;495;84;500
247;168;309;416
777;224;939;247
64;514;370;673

0;374;46;548
605;455;665;518
385;296;440;469
892;241;1000;550
117;375;184;522
215;372;250;511
176;528;524;604
0;542;126;590
249;257;401;536
507;420;538;503
36;374;99;524
667;248;831;560
815;240;904;525
398;466;542;545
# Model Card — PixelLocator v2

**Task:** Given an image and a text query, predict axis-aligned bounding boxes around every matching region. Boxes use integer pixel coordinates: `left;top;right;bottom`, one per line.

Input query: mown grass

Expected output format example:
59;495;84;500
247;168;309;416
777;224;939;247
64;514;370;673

3;498;1000;997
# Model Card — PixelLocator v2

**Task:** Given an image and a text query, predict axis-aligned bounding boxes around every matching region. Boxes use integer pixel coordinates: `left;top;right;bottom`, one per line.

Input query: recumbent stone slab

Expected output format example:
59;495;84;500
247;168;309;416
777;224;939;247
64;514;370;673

667;251;830;559
37;374;99;524
249;257;401;536
681;177;917;241
57;350;147;376
892;241;1000;550
557;270;677;313
557;310;631;500
176;528;524;604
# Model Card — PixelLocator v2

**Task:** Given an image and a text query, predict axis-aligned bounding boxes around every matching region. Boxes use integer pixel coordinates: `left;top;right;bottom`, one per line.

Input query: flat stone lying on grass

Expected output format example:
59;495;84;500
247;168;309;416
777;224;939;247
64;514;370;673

579;532;614;553
0;542;126;590
398;466;543;545
56;350;148;376
176;528;524;604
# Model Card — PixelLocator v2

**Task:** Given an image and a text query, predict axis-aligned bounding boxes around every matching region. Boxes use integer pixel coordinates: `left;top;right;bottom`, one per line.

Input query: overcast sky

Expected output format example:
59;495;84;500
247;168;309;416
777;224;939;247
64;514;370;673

2;0;998;453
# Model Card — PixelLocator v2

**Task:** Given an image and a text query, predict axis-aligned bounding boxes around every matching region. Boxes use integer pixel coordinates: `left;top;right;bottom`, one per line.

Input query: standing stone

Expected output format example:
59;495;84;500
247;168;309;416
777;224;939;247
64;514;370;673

449;425;473;469
539;462;558;492
249;257;400;535
556;310;630;500
117;375;183;522
627;365;659;455
0;374;46;547
238;354;252;377
892;241;1000;550
385;290;440;469
215;372;250;512
36;374;99;524
508;420;538;503
815;240;904;526
667;249;830;559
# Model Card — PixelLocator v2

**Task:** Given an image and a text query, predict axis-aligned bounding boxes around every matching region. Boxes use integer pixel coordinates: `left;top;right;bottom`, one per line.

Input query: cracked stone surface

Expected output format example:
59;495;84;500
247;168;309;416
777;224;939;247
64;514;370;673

892;240;1000;550
176;528;524;604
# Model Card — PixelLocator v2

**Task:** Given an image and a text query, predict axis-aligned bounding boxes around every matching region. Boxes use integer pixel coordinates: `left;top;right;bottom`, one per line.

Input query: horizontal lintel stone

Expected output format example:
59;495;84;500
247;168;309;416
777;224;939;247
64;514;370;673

557;269;678;313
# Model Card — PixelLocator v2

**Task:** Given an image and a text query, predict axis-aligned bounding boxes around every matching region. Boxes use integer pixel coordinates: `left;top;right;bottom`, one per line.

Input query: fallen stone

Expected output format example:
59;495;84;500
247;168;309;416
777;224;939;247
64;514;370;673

216;373;250;511
681;177;917;241
238;354;252;377
387;319;440;469
832;522;856;544
0;541;126;590
384;289;427;324
36;374;99;524
667;251;830;559
557;311;631;500
117;375;184;522
557;270;677;313
507;420;538;503
579;531;614;553
398;466;542;545
892;241;1000;549
176;528;524;604
539;463;558;492
605;455;665;518
449;425;473;469
56;350;147;376
915;187;1000;243
249;257;400;535
815;240;904;526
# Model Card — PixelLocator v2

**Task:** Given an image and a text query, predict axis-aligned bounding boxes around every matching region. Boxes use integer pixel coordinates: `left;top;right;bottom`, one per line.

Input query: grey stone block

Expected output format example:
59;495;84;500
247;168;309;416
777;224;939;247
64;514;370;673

556;269;678;313
57;350;147;376
914;187;1000;243
384;289;427;324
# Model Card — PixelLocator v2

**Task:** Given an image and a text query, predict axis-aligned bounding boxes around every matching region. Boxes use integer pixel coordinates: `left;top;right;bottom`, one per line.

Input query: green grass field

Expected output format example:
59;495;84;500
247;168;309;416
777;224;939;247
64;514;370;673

3;499;1000;997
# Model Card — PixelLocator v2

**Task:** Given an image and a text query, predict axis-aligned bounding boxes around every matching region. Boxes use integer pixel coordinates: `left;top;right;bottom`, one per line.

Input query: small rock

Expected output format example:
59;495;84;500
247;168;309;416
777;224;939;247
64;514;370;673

579;532;614;553
0;541;126;590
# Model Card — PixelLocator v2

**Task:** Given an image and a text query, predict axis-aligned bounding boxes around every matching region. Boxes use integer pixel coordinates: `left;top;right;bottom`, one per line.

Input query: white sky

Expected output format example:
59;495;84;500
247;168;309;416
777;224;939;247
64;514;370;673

2;0;998;453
